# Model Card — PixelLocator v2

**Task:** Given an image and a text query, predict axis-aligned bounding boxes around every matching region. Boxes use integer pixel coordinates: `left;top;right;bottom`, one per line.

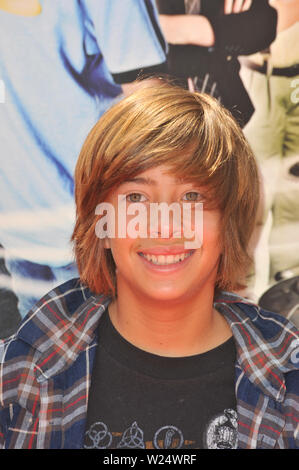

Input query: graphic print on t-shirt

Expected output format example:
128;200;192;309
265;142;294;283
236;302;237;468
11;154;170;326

205;409;238;449
84;409;238;449
118;421;145;449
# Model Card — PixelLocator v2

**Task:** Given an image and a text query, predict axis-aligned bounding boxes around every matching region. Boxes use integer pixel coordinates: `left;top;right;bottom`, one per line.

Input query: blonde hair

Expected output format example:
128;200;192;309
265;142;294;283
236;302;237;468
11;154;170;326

72;80;260;296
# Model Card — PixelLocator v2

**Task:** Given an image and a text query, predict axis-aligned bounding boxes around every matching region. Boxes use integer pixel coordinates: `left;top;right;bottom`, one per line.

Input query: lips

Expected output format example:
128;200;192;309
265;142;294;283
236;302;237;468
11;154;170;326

138;245;194;256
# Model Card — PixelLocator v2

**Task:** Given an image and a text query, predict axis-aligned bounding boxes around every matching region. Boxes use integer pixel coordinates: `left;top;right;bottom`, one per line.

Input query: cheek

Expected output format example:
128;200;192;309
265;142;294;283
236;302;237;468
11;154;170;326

202;212;222;251
107;237;135;268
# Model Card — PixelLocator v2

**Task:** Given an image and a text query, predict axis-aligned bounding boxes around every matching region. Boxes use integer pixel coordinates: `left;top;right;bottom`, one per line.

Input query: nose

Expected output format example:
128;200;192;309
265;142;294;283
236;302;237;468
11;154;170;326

148;202;203;249
148;202;183;240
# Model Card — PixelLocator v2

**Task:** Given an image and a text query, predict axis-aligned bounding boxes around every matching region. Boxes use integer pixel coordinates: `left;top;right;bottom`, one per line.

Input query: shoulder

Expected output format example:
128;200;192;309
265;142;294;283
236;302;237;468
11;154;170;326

215;290;299;378
215;290;298;339
1;277;98;352
0;278;98;396
2;277;88;343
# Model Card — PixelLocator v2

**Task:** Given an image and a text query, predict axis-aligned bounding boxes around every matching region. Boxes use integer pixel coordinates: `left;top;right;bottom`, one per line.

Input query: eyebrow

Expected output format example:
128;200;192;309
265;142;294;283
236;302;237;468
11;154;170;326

122;177;157;186
121;176;195;186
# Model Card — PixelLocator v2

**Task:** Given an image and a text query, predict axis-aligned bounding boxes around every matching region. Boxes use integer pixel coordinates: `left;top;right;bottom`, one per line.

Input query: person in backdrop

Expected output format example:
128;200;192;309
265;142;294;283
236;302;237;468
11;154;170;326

239;0;299;319
0;82;298;450
156;0;277;127
0;0;167;337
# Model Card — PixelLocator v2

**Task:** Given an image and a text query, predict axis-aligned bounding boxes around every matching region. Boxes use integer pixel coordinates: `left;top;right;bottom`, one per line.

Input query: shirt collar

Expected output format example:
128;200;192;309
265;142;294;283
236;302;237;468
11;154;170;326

17;287;299;401
214;291;299;402
17;288;112;383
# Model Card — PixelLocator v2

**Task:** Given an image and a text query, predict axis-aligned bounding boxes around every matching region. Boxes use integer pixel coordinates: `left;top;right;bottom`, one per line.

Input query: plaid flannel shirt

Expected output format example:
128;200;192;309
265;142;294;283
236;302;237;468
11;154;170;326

0;278;298;449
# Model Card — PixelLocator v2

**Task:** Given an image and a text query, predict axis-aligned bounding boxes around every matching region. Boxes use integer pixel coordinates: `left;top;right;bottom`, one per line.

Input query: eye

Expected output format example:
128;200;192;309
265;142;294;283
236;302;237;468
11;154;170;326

182;192;202;202
126;193;147;203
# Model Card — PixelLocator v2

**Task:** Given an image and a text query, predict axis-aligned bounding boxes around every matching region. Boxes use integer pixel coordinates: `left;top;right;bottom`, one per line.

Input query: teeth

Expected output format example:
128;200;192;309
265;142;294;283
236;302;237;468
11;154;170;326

141;252;192;265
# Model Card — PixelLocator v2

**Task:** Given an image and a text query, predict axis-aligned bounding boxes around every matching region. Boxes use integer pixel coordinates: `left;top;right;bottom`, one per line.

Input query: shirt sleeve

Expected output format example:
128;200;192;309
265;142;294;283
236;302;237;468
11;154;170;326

156;0;185;15
209;0;278;56
166;44;212;78
83;0;168;84
0;425;4;449
0;408;8;450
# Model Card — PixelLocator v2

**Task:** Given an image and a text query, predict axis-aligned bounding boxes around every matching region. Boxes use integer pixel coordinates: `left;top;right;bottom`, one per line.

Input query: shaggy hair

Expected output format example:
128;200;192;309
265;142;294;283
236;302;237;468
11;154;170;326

71;80;260;297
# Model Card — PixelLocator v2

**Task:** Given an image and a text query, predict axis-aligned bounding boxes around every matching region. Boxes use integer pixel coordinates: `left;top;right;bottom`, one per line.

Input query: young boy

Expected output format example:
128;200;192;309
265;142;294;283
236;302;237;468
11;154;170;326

0;82;298;449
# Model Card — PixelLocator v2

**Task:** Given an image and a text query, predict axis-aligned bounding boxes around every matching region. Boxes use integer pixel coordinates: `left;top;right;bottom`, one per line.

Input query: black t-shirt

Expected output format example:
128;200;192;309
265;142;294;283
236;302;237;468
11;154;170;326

83;310;238;450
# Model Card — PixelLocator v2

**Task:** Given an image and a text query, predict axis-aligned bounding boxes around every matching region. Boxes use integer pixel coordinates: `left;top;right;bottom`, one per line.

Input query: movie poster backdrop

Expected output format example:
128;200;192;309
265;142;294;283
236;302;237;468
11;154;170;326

0;0;298;338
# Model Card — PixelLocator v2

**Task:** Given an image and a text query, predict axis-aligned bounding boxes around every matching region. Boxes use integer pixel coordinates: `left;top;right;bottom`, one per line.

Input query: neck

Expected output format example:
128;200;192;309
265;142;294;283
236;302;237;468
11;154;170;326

0;0;41;17
108;280;232;357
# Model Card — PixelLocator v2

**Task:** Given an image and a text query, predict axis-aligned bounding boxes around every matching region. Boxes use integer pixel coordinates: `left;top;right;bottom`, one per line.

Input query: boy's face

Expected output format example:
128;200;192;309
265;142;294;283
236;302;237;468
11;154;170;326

103;165;223;304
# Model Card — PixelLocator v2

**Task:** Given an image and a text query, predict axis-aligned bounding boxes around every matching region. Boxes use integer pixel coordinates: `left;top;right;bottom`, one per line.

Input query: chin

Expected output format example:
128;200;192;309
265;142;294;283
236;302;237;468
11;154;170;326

140;285;193;304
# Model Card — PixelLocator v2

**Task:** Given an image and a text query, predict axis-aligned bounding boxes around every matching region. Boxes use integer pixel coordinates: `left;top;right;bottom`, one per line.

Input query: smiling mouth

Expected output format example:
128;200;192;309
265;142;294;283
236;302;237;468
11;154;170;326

138;251;194;266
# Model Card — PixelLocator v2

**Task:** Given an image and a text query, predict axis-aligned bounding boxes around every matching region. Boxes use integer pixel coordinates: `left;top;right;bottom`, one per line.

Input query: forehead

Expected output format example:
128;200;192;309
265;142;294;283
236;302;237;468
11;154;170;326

118;165;195;187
